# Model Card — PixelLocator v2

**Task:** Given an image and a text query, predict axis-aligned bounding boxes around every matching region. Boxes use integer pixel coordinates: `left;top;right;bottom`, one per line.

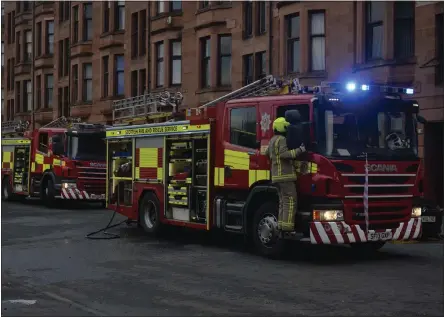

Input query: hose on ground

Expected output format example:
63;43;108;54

85;209;132;240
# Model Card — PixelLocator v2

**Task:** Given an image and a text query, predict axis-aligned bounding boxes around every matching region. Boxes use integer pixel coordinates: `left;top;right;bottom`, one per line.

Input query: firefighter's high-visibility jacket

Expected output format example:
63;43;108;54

265;135;302;182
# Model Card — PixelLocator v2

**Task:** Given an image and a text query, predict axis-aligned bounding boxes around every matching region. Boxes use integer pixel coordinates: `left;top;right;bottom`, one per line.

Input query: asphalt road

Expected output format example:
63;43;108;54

2;199;443;316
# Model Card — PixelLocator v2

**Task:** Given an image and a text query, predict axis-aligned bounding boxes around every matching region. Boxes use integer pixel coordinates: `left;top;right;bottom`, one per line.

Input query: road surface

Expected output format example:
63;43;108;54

2;200;443;316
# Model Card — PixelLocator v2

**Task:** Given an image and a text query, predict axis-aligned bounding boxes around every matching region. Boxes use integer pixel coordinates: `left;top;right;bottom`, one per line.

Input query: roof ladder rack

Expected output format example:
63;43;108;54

42;116;82;128
1;120;30;135
112;91;184;124
199;75;301;109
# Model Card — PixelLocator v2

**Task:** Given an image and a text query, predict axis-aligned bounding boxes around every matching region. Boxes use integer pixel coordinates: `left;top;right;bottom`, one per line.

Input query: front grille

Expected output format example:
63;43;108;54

348;186;409;195
77;166;106;194
347;175;411;185
349;206;410;230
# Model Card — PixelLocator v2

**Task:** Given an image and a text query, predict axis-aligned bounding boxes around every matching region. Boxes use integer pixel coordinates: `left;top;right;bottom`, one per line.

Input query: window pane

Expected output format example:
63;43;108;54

157;43;164;57
395;2;414;19
84;64;92;78
84;3;92;18
48;21;54;33
288;40;300;73
230;107;257;148
157;61;164;86
368;1;384;22
172;41;181;56
171;1;181;11
219;36;231;55
47;75;53;87
310;12;325;35
203;39;210;57
288;15;300;38
116;55;124;70
203;60;210;87
117;72;124;95
26;31;32;42
220;56;231;86
394;20;414;58
372;25;383;58
172;59;181;84
158;1;165;13
86;80;92;101
311;37;325;71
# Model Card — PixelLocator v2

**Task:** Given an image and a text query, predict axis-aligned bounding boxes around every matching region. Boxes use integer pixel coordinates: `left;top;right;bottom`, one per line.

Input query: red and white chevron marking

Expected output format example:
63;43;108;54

309;217;422;244
60;188;105;200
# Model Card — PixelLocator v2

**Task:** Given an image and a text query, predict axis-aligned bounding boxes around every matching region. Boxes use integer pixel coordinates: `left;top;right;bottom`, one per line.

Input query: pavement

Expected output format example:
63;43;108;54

1;199;443;316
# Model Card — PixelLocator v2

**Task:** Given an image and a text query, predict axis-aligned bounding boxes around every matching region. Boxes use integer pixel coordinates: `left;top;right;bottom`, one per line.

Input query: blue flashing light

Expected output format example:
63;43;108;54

346;82;356;92
361;84;370;91
406;88;414;95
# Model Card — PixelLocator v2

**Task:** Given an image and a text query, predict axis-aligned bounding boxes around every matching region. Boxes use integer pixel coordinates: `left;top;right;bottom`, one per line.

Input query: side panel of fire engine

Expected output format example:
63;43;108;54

1;139;32;196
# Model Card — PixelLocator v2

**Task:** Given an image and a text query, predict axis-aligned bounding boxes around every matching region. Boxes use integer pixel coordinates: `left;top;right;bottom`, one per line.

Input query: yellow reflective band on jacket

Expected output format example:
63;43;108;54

268;135;298;183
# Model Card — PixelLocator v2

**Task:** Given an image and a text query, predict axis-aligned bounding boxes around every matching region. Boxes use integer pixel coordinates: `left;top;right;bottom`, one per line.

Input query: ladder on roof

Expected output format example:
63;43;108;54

112;91;184;124
41;116;81;128
199;75;301;109
1;120;30;136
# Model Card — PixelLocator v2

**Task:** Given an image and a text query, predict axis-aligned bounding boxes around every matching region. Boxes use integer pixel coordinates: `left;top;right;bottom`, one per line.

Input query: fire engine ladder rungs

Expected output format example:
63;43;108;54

1;120;29;135
42;116;81;128
112;91;184;123
199;75;301;109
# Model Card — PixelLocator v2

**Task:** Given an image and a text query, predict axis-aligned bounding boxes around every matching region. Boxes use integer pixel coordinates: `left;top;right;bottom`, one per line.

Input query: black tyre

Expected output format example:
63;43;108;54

42;178;56;208
350;241;386;253
252;201;286;258
139;192;162;235
2;176;13;201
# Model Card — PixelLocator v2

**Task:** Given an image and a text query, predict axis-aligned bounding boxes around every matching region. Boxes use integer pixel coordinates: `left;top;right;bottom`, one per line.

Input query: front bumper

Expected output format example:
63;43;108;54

60;187;105;201
309;217;422;244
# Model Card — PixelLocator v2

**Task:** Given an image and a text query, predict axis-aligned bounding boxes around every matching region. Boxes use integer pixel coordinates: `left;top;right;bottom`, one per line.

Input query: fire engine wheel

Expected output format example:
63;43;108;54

252;201;285;258
139;192;162;234
2;177;13;201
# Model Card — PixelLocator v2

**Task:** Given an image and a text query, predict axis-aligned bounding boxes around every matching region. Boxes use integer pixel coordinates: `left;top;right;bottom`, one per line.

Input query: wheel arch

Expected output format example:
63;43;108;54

243;184;279;237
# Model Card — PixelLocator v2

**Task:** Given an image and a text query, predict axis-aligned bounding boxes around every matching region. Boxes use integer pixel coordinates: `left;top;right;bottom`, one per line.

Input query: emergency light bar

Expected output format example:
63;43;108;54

344;81;415;95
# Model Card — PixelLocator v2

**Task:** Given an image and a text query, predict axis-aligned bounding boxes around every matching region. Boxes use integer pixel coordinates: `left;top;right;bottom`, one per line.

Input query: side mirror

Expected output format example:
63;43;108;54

417;115;427;124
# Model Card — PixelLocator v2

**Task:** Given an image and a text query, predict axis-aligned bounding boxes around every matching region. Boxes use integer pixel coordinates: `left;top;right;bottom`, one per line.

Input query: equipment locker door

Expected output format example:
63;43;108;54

221;103;261;189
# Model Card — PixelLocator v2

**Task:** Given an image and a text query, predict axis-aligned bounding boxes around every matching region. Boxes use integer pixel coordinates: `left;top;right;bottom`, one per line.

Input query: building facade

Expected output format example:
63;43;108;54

2;1;443;206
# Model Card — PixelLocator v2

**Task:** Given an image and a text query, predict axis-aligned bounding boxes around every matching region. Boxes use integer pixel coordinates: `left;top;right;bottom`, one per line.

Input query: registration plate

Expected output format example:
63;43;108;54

367;231;393;242
421;216;436;223
90;194;105;200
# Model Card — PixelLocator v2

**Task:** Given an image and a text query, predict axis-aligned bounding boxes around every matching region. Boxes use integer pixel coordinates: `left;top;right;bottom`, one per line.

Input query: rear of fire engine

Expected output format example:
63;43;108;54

104;76;427;258
1;121;32;201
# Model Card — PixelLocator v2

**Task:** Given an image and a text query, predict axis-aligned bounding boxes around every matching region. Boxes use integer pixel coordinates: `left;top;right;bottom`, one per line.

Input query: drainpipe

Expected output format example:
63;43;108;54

268;1;273;75
68;2;71;117
31;1;35;129
147;3;151;94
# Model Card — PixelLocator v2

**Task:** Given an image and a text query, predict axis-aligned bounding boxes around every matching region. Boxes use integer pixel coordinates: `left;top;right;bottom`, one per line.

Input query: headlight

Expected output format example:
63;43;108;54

313;210;344;221
62;182;77;189
412;207;422;217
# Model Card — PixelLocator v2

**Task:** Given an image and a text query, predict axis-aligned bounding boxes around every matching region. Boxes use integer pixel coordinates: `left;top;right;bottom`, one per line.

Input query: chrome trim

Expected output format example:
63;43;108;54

345;194;413;199
342;173;416;177
344;184;414;188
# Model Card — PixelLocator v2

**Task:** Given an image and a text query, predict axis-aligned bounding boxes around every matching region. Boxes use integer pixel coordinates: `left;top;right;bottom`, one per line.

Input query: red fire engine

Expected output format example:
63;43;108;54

105;76;427;257
1;117;107;206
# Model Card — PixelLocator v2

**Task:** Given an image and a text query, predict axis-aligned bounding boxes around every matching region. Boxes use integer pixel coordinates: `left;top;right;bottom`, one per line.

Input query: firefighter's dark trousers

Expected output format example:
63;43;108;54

276;181;297;231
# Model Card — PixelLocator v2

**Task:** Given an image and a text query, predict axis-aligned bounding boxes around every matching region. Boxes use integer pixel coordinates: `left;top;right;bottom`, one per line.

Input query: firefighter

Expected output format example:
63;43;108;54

265;117;305;233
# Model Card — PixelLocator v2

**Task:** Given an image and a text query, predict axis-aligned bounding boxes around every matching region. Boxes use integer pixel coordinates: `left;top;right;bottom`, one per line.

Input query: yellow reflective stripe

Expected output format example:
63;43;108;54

31;162;36;172
135;167;140;179
106;124;210;137
139;148;158;167
35;153;44;164
290;149;297;158
288;196;294;224
248;169;270;187
157;167;163;180
214;167;225;186
274;137;282;177
224;149;249;170
1;139;31;145
43;164;51;171
2;152;12;163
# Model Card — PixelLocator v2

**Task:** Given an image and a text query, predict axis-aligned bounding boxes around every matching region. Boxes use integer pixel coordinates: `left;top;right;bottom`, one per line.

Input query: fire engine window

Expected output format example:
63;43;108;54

38;132;48;153
230;107;257;148
276;104;309;122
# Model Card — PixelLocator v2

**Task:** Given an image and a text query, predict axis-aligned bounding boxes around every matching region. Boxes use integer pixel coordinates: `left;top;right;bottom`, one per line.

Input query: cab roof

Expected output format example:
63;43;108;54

225;94;316;105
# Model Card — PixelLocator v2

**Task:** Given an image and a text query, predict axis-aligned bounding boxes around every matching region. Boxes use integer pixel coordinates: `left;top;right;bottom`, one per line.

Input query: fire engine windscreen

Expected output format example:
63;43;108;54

318;106;419;160
67;133;106;161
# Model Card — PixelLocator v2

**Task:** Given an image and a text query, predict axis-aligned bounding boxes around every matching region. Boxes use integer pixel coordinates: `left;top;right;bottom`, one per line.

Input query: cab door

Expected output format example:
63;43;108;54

222;103;260;189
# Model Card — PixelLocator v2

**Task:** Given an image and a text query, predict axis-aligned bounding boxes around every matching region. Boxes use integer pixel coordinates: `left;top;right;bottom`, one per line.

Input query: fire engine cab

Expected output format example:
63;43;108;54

1;117;107;206
105;76;428;257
